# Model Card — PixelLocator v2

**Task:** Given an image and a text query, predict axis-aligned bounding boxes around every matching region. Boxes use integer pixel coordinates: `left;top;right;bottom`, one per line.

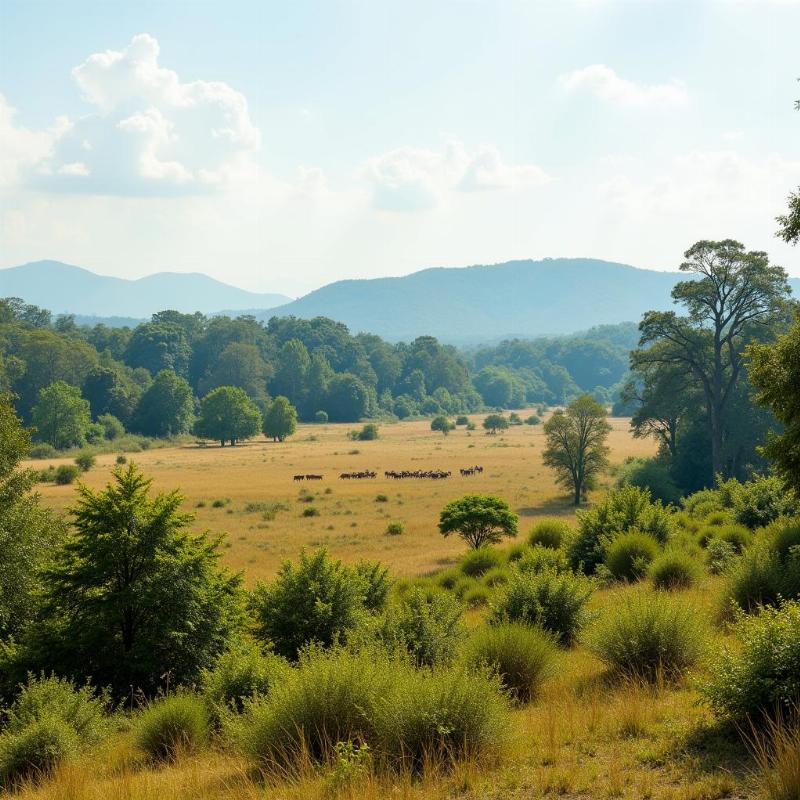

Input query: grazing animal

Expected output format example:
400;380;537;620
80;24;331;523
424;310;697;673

305;474;323;480
293;474;305;481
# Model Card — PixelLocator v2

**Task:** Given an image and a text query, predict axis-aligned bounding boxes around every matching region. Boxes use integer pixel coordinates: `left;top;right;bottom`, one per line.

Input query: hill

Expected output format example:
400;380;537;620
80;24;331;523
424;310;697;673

0;260;292;318
248;258;685;342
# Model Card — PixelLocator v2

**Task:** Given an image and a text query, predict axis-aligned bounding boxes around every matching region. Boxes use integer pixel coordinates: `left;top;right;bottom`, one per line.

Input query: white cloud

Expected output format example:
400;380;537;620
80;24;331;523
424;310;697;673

362;141;549;211
559;64;689;108
57;162;90;176
0;95;53;187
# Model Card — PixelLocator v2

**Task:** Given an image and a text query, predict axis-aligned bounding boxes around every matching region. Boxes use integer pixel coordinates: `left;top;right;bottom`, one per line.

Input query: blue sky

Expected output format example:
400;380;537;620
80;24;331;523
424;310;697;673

1;0;799;295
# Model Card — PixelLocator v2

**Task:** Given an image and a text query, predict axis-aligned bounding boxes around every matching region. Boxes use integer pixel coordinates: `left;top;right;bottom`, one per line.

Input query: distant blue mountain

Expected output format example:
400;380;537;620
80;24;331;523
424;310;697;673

0;260;292;319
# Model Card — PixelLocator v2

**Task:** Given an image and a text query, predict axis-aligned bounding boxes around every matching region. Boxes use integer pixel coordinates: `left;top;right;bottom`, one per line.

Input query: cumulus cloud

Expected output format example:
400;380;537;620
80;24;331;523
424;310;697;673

559;64;688;108
13;33;260;195
362;141;549;211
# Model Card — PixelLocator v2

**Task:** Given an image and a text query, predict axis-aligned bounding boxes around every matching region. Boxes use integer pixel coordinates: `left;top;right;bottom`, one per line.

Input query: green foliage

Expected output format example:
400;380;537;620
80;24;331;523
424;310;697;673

603;530;661;582
262;396;297;442
481;566;510;587
438;494;518;550
703;601;800;723
74;451;96;472
463;623;556;703
455;415;469;426
250;549;369;661
482;413;509;433
385;520;404;536
698;523;752;552
54;464;80;484
569;485;674;575
528;518;571;549
31;381;91;449
132;370;195;437
134;693;209;761
615;457;682;506
355;423;379;441
97;413;125;441
463;585;491;608
731;475;799;529
543;394;611;505
516;545;570;575
707;537;737;575
431;415;454;435
525;415;541;425
28;443;56;459
649;549;701;590
314;410;328;423
194;386;262;445
201;643;290;715
0;716;78;787
586;591;706;680
302;506;319;517
489;568;593;646
377;588;465;667
352;560;391;613
459;546;505;577
764;517;800;560
723;540;800;613
24;464;244;698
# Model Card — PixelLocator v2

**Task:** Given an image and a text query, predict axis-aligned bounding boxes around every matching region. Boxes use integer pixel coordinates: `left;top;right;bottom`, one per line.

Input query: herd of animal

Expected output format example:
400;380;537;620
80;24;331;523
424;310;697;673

292;465;484;481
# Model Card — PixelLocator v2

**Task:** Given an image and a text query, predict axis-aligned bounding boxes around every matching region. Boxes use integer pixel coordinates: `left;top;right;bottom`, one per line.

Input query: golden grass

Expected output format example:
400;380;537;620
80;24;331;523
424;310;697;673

25;410;655;584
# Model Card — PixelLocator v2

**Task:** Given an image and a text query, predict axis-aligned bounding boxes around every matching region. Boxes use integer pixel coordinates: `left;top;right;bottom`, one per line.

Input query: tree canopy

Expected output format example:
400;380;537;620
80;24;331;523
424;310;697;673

193;385;262;446
438;494;518;549
263;396;298;442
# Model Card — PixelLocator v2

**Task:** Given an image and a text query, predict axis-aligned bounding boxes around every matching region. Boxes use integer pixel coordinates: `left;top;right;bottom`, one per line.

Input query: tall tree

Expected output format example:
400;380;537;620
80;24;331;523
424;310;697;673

194;386;262;446
438;494;518;550
635;240;790;477
543;394;611;505
27;464;244;697
271;339;310;407
132;370;195;437
31;381;91;449
262;396;298;442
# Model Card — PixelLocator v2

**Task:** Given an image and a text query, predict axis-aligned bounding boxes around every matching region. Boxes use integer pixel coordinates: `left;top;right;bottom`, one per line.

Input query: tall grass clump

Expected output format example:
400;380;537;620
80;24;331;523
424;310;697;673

603;530;661;582
698;523;752;551
459;547;504;577
747;709;800;800
649;549;701;590
527;519;571;549
0;717;78;787
516;544;570;575
134;693;210;761
489;567;593;646
201;643;291;716
765;517;800;560
586;591;706;681
463;623;556;703
702;601;800;724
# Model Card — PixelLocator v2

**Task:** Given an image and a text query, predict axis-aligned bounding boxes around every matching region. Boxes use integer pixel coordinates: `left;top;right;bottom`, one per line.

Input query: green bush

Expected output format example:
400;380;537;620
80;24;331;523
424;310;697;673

435;568;460;590
698;523;752;552
459;547;504;577
516;544;569;575
569;485;674;574
683;488;727;518
528;519;571;549
302;506;320;517
463;585;491;608
615;457;682;506
385;520;404;536
723;541;800;613
375;493;389;503
455;415;469;426
97;413;125;441
54;464;80;485
250;549;369;660
352;560;391;613
765;517;800;560
731;475;799;529
524;415;541;426
489;568;593;646
377;588;465;667
314;410;328;424
0;716;78;787
135;693;209;761
463;623;556;703
505;542;529;563
356;424;379;441
649;550;701;590
707;537;737;575
604;531;661;582
74;451;96;472
28;443;56;460
115;454;127;465
702;601;800;723
586;591;706;680
201;644;291;714
482;566;510;587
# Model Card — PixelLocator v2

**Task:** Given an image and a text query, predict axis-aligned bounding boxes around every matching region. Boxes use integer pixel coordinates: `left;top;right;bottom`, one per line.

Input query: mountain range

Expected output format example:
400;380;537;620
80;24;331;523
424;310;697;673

3;258;798;342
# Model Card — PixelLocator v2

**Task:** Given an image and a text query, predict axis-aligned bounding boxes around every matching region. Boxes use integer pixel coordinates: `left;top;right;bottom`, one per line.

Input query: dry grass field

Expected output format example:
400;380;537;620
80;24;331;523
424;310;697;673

27;410;655;584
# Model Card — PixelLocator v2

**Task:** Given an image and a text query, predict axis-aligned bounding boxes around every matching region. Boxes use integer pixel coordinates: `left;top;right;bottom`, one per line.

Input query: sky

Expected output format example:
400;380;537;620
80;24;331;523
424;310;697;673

1;0;799;297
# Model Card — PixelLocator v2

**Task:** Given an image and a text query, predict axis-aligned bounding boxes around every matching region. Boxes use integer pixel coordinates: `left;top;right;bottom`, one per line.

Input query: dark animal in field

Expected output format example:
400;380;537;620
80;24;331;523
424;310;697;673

305;474;323;480
293;474;305;481
384;469;451;479
339;471;377;479
460;465;484;476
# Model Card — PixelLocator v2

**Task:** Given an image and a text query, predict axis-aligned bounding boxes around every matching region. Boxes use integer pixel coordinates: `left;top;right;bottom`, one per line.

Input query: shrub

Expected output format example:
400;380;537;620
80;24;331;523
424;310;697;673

463;585;491;608
54;464;80;485
703;510;731;527
0;717;78;787
385;520;404;536
201;644;291;715
702;601;800;723
459;547;504;577
489;568;593;646
435;568;460;590
707;537;737;575
377;588;465;667
723;542;800;613
615;457;682;506
698;523;752;551
302;506;320;517
372;665;509;771
314;410;328;423
28;443;56;460
97;413;125;441
732;475;799;529
765;517;800;560
516;544;570;575
356;423;379;441
463;623;556;703
524;415;541;426
569;485;674;574
482;566;510;587
74;451;96;472
649;550;701;590
505;542;529;562
352;560;391;613
134;693;209;761
250;549;368;660
749;710;800;800
115;454;127;465
466;421;476;431
604;531;661;582
374;493;389;503
586;592;706;681
528;519;570;549
455;415;469;426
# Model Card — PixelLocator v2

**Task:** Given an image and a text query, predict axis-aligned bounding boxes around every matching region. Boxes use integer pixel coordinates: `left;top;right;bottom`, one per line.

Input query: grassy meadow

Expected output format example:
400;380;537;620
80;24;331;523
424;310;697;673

26;411;655;582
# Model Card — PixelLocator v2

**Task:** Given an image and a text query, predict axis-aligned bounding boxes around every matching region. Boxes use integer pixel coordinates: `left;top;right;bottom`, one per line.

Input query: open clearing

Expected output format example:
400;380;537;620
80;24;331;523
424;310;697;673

28;411;655;583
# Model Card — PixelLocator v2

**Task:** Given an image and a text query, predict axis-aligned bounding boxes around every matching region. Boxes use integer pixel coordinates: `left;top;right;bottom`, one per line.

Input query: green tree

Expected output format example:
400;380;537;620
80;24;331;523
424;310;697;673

197;342;271;403
132;370;195;437
748;312;800;493
31;381;91;450
438;494;518;549
27;464;244;697
194;386;262;446
324;372;369;422
543;394;611;505
634;240;790;477
262;395;298;442
124;321;192;378
271;339;311;407
431;415;454;435
82;365;141;425
482;413;509;434
0;396;65;638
